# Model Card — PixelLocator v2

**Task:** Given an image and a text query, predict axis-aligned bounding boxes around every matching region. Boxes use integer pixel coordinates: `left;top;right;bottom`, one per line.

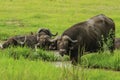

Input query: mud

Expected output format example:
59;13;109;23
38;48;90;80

52;61;72;68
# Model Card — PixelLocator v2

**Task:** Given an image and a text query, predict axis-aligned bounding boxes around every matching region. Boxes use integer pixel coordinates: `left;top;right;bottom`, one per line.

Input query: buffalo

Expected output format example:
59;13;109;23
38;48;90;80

35;28;58;49
115;38;120;49
0;28;58;49
50;14;115;64
0;33;38;49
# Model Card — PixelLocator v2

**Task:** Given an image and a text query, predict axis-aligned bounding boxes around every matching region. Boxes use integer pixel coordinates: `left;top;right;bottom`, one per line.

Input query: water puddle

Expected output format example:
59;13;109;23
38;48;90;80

52;61;72;68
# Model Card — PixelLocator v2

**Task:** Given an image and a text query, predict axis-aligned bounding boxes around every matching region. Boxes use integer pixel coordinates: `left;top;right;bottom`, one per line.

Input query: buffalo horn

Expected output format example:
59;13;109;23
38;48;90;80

37;28;44;33
16;36;27;45
48;36;61;42
46;28;58;36
64;35;78;43
51;32;58;36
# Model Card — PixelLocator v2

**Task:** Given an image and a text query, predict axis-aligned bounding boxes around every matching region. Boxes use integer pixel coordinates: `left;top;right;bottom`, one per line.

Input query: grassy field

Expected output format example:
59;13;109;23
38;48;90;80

0;0;120;80
0;51;120;80
0;0;120;40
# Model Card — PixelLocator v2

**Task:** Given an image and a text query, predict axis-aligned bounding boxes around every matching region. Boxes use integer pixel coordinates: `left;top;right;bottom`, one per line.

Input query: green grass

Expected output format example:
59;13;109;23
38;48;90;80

0;0;120;40
0;50;120;80
0;55;119;80
1;46;69;61
0;57;61;80
81;51;120;71
0;0;120;80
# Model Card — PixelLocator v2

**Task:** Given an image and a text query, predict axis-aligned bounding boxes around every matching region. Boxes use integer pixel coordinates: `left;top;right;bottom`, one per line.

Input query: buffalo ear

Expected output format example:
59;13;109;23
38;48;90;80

30;32;34;35
48;36;61;43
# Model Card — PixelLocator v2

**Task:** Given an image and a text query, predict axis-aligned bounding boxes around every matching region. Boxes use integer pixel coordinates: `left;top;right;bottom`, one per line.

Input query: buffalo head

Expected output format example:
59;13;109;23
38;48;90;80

36;35;51;49
49;35;78;56
36;28;58;49
48;36;61;50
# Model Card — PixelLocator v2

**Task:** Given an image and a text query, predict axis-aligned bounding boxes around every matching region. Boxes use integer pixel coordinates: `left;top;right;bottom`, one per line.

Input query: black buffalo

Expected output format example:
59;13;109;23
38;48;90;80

51;14;115;64
115;38;120;49
0;28;58;49
35;28;58;49
0;33;38;49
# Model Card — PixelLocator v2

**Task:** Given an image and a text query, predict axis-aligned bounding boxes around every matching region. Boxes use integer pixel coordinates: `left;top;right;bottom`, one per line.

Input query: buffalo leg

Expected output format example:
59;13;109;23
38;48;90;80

70;53;78;65
70;48;83;65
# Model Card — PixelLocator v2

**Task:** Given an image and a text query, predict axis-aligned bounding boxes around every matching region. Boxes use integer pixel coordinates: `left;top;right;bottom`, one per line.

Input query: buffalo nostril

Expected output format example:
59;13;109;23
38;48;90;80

59;49;67;56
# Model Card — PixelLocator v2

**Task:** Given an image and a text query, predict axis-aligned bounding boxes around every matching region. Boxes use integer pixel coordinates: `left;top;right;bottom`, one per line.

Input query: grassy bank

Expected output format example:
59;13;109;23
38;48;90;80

1;46;120;71
81;50;120;71
0;46;69;61
0;52;120;80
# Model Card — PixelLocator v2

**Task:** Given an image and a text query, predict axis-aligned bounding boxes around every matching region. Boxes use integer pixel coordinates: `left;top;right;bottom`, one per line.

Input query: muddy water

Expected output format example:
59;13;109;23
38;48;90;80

52;61;72;68
51;51;71;67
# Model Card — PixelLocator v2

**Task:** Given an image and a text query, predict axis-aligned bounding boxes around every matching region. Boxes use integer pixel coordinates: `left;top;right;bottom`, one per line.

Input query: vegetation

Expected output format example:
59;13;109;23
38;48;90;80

2;46;69;61
81;51;120;71
0;0;120;40
0;55;120;80
0;0;120;80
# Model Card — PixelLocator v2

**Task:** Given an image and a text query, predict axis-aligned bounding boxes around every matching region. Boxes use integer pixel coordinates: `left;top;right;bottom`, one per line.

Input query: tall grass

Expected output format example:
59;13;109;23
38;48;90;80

1;46;120;71
0;57;61;80
1;46;69;61
0;51;120;80
81;50;120;71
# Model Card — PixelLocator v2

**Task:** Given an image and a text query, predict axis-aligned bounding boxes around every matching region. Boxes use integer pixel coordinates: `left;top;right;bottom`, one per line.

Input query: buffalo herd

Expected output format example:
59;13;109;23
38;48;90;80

0;14;120;64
